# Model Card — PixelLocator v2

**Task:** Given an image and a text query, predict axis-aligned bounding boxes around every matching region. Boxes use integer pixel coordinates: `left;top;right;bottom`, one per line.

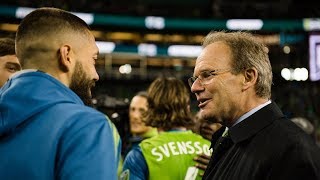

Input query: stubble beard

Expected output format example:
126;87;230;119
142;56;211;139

69;61;95;107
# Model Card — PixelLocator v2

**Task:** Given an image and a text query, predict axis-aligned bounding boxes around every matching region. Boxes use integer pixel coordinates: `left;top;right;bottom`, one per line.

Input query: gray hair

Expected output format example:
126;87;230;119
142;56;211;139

202;31;272;99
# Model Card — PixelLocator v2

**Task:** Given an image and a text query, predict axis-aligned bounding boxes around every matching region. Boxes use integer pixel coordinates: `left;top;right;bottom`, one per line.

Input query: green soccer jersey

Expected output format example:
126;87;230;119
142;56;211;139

139;130;212;180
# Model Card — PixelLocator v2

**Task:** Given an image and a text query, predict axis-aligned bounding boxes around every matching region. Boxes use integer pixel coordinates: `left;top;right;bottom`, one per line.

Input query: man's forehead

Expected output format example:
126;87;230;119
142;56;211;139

0;55;19;62
194;56;219;73
194;44;231;72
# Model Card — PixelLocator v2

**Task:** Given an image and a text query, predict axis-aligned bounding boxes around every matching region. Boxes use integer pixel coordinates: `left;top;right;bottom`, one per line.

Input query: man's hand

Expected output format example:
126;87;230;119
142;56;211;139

193;153;211;176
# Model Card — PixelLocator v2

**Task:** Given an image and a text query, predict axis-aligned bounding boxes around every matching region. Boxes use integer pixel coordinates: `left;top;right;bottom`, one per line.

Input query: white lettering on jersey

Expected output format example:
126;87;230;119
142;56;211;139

151;141;211;161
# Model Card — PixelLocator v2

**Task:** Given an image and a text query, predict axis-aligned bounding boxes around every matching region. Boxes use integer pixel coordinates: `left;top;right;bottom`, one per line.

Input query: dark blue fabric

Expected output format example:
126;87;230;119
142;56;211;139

122;146;148;180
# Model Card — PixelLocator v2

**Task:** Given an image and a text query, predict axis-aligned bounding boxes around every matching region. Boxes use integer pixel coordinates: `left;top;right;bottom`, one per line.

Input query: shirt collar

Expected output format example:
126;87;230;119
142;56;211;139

232;100;271;127
228;101;285;144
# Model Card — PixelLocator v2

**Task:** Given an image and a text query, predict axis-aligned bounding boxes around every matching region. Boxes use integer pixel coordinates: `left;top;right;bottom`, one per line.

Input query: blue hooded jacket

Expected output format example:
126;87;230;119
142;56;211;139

0;70;121;180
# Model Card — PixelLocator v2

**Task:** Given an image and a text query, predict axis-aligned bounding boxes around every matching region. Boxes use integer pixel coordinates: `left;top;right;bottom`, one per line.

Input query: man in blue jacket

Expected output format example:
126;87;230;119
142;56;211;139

0;7;121;179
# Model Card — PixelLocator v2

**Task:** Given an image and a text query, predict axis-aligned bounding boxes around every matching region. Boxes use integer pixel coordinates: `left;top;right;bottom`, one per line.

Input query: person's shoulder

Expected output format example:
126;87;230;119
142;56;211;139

53;103;110;128
139;134;158;145
272;119;320;160
274;117;307;135
269;118;317;147
122;145;148;180
141;130;210;146
58;103;104;116
126;145;143;159
139;133;166;150
123;146;145;169
73;105;109;123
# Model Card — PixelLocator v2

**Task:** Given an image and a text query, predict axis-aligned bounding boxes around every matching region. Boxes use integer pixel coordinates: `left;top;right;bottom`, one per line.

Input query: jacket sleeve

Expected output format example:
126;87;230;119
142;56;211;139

120;146;148;180
55;113;121;180
105;115;122;175
268;141;320;179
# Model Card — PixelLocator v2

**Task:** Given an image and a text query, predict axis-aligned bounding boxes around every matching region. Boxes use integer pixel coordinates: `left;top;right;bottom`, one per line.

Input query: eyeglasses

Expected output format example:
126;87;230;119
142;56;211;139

188;69;231;87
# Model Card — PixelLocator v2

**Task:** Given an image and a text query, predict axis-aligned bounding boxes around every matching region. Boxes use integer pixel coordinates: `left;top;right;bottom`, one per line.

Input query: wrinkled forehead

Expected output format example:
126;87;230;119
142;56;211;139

194;42;232;75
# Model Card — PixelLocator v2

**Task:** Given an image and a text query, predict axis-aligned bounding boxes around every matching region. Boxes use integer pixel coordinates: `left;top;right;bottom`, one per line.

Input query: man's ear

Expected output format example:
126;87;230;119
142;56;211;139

58;45;72;72
242;68;258;91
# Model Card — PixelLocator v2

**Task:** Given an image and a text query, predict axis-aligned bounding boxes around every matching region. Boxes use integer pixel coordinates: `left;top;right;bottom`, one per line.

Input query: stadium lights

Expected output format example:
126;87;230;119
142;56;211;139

167;45;202;57
96;41;115;54
3;5;318;31
119;64;132;74
281;68;308;81
16;7;94;25
226;19;263;30
138;43;157;56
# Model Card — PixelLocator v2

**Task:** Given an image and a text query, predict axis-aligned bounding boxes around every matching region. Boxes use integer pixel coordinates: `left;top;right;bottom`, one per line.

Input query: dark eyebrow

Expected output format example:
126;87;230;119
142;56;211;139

6;62;22;70
200;68;215;72
198;69;215;75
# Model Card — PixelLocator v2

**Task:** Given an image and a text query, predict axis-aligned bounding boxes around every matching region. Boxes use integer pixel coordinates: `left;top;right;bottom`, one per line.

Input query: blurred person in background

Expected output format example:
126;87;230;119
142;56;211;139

290;116;315;136
192;111;222;141
189;31;320;179
118;91;157;176
0;7;120;180
192;111;222;176
0;37;21;87
125;91;158;156
121;77;211;180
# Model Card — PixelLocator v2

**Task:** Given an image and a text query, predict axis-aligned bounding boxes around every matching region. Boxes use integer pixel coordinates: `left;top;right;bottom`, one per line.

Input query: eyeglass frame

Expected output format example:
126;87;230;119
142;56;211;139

188;68;231;87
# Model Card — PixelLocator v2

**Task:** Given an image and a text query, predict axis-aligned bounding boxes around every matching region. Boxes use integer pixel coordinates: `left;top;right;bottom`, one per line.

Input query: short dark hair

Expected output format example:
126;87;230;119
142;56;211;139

16;7;91;62
0;37;15;57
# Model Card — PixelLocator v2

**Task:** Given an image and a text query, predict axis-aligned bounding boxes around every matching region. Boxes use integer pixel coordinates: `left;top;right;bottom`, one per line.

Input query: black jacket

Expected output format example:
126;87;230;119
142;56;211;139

203;102;320;180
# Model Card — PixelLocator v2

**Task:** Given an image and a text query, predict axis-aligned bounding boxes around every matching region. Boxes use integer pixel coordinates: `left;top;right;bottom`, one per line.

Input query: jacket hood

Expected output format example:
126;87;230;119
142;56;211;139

0;70;83;136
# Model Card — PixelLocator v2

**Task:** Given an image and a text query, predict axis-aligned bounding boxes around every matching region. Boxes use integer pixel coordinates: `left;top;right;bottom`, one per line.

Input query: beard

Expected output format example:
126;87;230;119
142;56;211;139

69;61;95;107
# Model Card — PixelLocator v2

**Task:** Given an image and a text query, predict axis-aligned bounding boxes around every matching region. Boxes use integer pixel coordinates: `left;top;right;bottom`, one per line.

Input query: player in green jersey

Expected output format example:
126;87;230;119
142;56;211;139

120;77;211;180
